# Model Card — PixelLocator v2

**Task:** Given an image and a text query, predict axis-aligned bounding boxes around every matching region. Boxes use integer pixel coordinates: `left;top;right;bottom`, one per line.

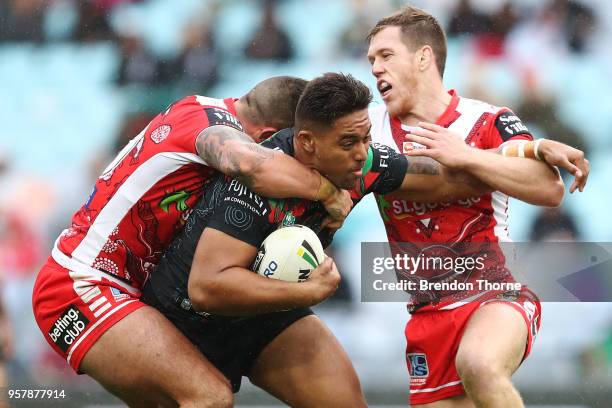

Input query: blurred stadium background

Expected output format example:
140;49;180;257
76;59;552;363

1;0;612;406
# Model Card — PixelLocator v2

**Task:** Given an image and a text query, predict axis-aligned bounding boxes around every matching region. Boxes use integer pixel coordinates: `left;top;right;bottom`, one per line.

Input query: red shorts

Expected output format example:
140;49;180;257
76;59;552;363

32;256;145;372
405;289;541;405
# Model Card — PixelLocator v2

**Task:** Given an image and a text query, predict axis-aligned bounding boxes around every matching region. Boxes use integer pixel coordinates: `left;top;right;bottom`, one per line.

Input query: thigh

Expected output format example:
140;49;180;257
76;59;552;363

456;302;527;377
248;315;366;408
80;304;231;406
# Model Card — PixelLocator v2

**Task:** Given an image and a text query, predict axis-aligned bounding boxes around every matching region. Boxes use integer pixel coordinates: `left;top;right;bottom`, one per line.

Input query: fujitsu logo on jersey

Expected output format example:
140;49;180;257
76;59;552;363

227;179;267;214
391;197;481;217
372;143;390;168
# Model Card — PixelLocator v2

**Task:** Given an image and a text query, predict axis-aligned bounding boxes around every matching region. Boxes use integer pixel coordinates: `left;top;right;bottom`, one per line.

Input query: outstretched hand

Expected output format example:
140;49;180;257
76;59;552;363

403;122;475;169
538;140;590;193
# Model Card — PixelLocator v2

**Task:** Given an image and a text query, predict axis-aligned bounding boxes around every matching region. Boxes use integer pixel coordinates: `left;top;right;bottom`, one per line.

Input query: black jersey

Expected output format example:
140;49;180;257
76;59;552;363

146;128;408;313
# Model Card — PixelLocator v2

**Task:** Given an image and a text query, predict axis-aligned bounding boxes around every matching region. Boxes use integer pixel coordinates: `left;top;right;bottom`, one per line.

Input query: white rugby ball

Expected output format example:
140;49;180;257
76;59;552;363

252;225;325;282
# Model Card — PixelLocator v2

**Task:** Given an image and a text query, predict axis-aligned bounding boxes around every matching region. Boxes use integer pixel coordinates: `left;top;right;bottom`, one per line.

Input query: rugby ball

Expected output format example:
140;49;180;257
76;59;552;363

252;225;325;282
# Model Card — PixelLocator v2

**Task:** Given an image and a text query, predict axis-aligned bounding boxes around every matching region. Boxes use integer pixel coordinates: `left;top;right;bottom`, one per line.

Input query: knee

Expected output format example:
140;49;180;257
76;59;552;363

181;382;234;408
456;351;506;392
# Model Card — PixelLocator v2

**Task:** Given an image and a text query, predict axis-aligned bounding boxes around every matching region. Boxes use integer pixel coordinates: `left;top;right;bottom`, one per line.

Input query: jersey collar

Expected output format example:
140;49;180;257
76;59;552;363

224;98;239;116
391;89;461;131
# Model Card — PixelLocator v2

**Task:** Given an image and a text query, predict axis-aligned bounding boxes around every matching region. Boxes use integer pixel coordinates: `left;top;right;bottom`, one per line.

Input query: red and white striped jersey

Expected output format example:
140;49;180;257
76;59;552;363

369;90;533;304
53;95;242;293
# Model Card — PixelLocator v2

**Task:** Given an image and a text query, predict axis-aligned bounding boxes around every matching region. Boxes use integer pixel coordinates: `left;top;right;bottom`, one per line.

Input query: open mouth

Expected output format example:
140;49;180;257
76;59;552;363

377;80;392;98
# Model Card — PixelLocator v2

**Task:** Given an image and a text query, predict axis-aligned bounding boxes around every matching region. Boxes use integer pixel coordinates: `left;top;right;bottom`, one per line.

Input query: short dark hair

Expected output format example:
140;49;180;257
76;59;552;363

245;76;308;130
295;73;372;131
367;6;447;78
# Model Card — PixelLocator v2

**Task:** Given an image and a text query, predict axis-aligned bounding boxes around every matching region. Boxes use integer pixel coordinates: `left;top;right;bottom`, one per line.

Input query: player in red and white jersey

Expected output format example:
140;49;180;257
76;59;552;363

32;76;355;407
366;7;590;407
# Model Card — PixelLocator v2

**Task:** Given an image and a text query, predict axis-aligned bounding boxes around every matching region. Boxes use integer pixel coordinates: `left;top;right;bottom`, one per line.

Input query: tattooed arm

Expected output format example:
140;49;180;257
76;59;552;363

196;126;352;222
392;157;491;203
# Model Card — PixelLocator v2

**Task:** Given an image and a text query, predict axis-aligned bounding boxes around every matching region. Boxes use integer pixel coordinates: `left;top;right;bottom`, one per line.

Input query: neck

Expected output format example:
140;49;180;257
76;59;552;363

398;76;451;126
233;97;249;124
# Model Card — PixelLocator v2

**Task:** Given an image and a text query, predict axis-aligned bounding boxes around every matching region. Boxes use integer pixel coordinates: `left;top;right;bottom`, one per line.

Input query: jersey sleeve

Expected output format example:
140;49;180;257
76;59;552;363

485;108;533;149
351;143;408;200
206;177;275;248
152;96;244;156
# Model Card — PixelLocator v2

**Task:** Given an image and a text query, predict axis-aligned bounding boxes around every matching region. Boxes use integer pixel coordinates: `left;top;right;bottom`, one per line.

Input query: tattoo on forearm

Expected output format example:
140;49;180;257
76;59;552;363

197;126;274;188
406;157;440;175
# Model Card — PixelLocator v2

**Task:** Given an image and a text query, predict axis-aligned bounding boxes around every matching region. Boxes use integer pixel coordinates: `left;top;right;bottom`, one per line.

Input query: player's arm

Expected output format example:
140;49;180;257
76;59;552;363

196;125;351;225
187;228;339;316
354;143;491;203
391;158;491;203
498;139;589;193
402;123;564;207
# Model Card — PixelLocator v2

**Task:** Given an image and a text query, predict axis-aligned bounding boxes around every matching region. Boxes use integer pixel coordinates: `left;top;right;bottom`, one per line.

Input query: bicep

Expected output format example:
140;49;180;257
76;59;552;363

195;125;252;168
190;227;258;285
195;125;275;187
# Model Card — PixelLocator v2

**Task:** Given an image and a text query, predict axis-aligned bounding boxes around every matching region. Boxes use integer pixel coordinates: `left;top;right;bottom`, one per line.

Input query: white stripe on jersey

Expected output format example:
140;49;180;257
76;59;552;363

492;191;511;242
195;95;228;109
70;152;206;266
53;239;141;295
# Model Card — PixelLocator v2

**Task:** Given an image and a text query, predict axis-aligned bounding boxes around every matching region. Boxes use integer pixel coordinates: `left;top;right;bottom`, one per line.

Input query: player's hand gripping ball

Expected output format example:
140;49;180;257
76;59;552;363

253;225;325;282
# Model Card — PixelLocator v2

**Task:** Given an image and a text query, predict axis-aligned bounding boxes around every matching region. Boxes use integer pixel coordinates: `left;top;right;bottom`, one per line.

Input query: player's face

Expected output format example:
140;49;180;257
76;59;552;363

367;26;419;118
312;109;371;190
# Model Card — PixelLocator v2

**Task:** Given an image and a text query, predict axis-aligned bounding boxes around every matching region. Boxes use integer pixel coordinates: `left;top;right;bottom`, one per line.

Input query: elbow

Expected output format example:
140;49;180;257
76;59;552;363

536;179;565;207
549;179;565;207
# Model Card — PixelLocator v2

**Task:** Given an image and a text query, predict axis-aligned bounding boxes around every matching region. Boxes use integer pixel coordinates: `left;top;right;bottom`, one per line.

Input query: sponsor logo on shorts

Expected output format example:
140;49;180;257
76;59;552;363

48;305;90;353
110;287;130;302
407;353;429;378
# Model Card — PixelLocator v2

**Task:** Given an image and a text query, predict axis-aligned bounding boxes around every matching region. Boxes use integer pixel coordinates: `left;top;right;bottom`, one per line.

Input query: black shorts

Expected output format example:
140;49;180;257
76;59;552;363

141;284;314;392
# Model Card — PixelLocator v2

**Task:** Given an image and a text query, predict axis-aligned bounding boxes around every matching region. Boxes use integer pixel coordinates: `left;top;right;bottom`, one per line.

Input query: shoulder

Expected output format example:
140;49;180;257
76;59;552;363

368;104;389;124
455;95;501;116
171;96;242;131
261;128;295;155
368;104;392;144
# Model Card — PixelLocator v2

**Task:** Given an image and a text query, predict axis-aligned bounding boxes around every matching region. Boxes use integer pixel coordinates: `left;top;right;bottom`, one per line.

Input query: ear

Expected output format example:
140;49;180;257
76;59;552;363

255;126;278;142
417;45;434;72
296;130;315;153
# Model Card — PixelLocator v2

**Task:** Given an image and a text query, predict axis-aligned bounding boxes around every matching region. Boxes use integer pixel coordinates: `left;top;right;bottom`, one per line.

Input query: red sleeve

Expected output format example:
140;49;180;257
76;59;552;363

148;96;243;155
483;108;533;149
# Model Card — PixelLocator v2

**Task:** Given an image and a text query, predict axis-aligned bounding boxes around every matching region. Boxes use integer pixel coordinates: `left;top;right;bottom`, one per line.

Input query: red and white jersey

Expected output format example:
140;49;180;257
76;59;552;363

53;95;242;293
369;90;533;304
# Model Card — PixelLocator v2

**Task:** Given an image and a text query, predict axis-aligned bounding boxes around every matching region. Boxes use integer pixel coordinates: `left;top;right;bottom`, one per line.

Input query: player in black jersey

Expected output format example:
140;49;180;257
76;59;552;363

142;73;564;406
142;74;409;407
